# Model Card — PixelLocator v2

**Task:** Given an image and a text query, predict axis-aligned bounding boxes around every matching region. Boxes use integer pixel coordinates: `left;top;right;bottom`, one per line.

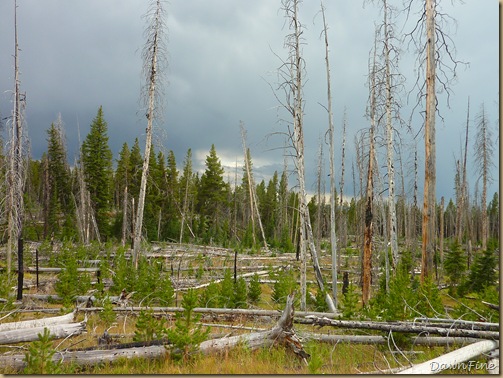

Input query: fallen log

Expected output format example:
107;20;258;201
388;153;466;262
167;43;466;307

77;306;341;321
413;317;499;331
302;316;499;340
299;332;481;346
0;344;168;371
482;301;499;311
0;321;86;345
397;339;499;374
197;293;309;360
487;349;499;375
174;270;270;291
0;294;307;370
0;311;75;332
22;294;120;305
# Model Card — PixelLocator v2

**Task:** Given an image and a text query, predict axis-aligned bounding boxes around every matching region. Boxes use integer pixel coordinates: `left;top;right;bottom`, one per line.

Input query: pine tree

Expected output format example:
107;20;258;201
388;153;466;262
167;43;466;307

465;248;497;294
81;106;113;238
443;241;466;295
198;144;228;238
247;273;262;304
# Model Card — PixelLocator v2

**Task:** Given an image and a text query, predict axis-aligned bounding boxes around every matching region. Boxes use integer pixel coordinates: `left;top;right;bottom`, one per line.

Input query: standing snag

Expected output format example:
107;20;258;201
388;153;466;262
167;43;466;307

133;0;168;267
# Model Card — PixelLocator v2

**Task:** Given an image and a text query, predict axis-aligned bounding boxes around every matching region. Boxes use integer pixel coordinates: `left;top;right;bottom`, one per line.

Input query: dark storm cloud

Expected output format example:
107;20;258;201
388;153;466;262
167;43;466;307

0;0;498;202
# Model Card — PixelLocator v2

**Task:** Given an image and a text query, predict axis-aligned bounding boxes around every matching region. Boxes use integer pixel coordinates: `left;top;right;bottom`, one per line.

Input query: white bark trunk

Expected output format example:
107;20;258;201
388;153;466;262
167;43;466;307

0;311;75;332
383;0;399;269
398;340;499;374
133;0;163;267
321;1;338;309
0;321;86;345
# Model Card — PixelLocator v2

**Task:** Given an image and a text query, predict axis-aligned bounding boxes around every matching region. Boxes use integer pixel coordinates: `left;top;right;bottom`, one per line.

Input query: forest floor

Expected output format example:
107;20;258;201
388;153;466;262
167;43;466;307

0;241;498;374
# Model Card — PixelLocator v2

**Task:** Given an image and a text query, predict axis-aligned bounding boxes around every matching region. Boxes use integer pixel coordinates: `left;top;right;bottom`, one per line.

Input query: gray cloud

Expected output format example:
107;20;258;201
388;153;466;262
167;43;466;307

0;0;498;203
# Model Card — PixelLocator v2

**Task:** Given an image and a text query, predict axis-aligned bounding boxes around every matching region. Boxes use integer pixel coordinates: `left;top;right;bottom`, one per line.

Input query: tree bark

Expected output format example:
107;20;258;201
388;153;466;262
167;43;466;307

0;311;75;332
398;339;499;374
133;0;165;267
421;0;437;283
0;321;86;345
301;316;500;339
320;1;338;308
0;294;308;370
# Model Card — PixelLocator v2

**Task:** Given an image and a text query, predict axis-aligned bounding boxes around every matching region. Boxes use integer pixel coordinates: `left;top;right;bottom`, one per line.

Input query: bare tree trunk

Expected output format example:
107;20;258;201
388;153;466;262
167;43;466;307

362;32;378;306
439;196;444;263
475;103;493;251
133;0;166;267
421;0;436;283
321;1;337;307
7;0;26;277
121;185;128;247
338;110;347;252
457;98;470;244
240;123;268;250
383;0;399;270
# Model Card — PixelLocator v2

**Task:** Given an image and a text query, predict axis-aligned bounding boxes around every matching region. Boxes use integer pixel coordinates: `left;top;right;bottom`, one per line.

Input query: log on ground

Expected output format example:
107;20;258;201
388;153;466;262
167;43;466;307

0;321;86;345
398;339;499;374
0;311;75;332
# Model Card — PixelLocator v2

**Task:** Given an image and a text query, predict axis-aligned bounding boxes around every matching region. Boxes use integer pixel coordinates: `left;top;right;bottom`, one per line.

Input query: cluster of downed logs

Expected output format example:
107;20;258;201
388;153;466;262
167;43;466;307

0;292;499;374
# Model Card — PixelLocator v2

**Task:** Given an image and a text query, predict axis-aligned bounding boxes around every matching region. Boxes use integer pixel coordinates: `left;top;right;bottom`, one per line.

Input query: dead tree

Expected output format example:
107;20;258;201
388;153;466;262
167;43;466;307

240;122;268;250
320;1;338;307
274;0;335;312
474;103;494;251
362;30;379;306
405;0;463;282
133;0;167;267
456;98;470;244
6;0;27;279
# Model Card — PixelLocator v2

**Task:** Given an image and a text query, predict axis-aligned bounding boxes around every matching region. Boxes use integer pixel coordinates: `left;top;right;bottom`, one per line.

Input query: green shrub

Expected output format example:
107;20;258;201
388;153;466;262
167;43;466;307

134;309;167;342
443;241;466;295
313;288;328;313
270;267;297;307
167;288;210;362
55;254;91;308
247;273;262;304
24;328;62;374
464;248;498;294
233;277;248;309
340;283;359;319
199;281;220;308
219;269;234;308
99;296;116;329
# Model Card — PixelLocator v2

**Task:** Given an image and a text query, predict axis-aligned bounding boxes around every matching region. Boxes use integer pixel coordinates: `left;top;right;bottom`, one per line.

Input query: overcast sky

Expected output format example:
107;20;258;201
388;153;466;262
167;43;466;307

0;0;498;204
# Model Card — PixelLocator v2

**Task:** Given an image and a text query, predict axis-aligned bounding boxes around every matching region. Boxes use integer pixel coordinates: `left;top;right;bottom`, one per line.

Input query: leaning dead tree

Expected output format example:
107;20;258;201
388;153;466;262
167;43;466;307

274;0;335;312
133;0;168;267
240;122;268;250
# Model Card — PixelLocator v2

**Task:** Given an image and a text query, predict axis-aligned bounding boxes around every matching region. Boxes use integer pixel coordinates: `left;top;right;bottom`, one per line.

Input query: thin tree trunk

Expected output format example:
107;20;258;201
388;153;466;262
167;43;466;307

362;32;378;306
421;0;437;283
383;0;399;269
133;0;165;267
321;0;338;306
121;185;128;247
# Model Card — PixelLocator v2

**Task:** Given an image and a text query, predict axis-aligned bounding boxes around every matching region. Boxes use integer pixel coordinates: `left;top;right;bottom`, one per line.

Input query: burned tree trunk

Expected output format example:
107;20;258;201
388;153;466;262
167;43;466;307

133;0;167;267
